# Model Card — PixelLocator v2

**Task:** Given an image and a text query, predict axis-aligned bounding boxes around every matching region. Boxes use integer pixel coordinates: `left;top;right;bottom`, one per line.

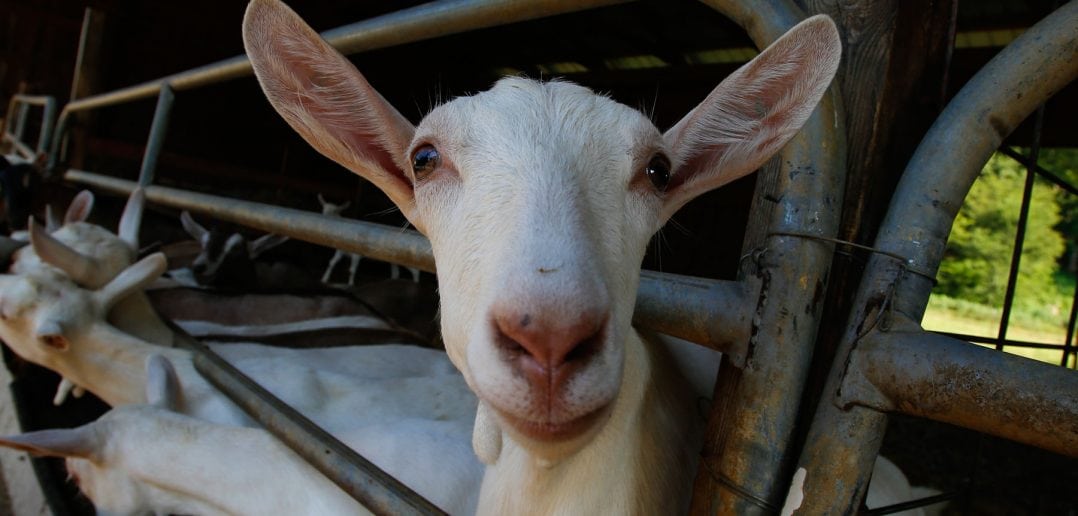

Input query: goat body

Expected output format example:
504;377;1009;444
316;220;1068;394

244;0;841;513
0;255;482;514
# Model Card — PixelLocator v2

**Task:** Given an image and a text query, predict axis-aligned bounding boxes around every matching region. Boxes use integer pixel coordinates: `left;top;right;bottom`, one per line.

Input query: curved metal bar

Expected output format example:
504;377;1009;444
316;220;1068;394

690;0;848;512
878;1;1078;318
794;3;1078;513
2;95;56;155
48;0;631;167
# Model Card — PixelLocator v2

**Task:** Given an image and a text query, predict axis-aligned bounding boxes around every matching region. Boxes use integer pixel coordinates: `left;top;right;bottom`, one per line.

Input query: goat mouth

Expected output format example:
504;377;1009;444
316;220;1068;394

495;404;610;443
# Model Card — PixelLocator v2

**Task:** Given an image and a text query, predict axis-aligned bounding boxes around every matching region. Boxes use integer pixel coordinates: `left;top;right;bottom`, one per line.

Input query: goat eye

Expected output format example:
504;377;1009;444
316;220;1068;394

412;145;440;180
645;155;671;192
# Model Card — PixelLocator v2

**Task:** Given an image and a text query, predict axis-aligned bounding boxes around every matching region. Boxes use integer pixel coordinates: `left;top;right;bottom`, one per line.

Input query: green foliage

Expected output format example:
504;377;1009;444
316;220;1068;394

935;153;1067;318
1038;148;1078;270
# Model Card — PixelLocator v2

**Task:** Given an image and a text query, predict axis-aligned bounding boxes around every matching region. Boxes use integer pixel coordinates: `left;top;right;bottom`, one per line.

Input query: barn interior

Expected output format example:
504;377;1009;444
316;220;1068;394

1;0;1076;514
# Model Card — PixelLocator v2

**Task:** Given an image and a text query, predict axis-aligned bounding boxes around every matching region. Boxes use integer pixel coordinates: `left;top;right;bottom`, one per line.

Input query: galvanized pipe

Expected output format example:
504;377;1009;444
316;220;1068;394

840;317;1078;458
66;169;436;272
690;0;847;512
794;3;1078;513
48;0;631;166
635;270;755;366
167;323;446;515
138;84;175;186
70;7;95;102
65;169;755;354
3;95;56;155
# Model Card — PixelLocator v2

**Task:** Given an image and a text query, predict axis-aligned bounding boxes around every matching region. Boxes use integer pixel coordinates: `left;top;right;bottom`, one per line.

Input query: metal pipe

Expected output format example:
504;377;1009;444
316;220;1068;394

138;84;175;186
1064;277;1078;368
70;8;95;102
999;146;1078;197
66;169;436;272
64;169;754;354
931;330;1075;351
2;95;55;155
690;0;847;512
56;0;630;116
878;2;1078;318
840;318;1078;458
167;323;446;515
794;3;1078;513
13;103;29;142
635;270;755;365
49;0;631;169
995;106;1045;350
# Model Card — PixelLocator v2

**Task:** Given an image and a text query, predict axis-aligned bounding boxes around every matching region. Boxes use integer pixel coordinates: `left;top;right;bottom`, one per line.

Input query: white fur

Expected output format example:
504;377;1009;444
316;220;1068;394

244;1;842;513
0;257;483;514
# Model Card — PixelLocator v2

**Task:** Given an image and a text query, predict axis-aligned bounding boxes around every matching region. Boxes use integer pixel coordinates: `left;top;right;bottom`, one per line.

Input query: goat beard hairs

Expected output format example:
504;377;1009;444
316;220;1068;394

473;401;502;465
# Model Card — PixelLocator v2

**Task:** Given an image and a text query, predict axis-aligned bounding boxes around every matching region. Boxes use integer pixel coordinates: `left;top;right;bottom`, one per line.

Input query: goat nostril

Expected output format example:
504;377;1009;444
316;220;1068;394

564;327;603;364
495;328;526;356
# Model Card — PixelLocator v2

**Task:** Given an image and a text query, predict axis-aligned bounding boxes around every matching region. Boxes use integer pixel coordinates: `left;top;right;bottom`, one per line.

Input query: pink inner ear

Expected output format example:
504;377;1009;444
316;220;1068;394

265;14;414;196
65;191;94;224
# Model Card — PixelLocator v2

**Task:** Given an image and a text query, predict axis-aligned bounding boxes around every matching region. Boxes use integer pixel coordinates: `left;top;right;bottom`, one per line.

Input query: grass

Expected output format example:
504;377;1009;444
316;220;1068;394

922;294;1075;366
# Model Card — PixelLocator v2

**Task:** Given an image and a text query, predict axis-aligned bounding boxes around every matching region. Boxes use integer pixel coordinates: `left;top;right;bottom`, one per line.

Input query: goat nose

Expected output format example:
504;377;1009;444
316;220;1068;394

492;305;607;374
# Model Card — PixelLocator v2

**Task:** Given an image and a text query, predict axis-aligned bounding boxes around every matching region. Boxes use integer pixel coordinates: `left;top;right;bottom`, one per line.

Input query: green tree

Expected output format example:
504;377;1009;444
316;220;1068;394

935;153;1065;310
1037;148;1078;274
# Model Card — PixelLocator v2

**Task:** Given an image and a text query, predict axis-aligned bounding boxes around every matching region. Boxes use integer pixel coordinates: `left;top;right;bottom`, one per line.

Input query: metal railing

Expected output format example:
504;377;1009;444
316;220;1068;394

1;94;56;159
4;0;1076;514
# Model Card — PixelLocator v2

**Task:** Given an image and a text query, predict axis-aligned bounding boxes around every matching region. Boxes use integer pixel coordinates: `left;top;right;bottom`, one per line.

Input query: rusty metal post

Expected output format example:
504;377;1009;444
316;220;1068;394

840;316;1078;458
792;3;1078;513
689;0;848;513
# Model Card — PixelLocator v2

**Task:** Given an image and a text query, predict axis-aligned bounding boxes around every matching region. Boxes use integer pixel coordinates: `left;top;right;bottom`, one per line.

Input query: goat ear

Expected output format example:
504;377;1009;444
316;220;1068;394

0;427;99;459
248;233;289;259
64;190;94;225
145;355;182;410
96;253;167;311
180;211;208;242
660;15;841;221
118;187;145;251
29;219;103;288
243;0;420;229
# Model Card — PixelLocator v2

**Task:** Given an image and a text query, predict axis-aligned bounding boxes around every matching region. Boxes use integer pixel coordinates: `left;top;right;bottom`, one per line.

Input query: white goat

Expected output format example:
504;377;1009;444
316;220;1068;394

318;193;420;284
244;0;841;512
0;355;367;515
0;254;483;513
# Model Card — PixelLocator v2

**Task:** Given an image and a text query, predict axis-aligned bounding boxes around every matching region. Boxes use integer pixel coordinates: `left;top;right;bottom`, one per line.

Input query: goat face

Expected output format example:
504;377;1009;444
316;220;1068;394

245;0;840;461
412;79;661;452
